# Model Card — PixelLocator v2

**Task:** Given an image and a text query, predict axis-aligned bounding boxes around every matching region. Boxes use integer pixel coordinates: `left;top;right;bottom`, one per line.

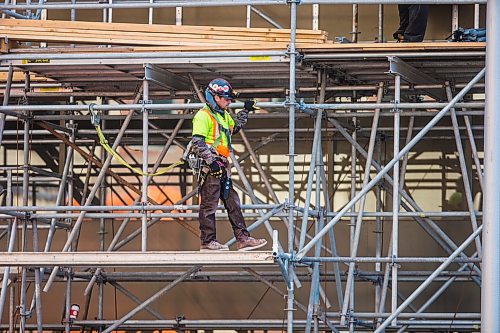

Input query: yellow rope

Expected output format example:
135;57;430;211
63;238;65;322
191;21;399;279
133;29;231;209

95;125;184;177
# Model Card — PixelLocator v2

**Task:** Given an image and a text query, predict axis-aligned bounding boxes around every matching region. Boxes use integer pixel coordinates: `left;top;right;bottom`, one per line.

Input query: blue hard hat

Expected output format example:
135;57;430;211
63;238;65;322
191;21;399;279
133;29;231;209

206;78;239;100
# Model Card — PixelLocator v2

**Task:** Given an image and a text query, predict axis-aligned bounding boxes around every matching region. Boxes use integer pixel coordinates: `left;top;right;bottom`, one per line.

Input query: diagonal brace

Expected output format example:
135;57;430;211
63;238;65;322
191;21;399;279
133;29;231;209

297;68;485;259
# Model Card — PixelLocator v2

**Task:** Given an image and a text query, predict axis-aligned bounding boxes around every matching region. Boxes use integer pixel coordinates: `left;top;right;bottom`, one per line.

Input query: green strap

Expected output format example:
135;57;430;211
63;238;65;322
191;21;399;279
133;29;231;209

95;125;183;177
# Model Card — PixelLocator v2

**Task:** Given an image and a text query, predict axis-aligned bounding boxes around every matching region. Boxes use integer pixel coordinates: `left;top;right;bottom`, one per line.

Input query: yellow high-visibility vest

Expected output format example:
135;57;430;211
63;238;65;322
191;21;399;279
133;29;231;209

192;105;234;158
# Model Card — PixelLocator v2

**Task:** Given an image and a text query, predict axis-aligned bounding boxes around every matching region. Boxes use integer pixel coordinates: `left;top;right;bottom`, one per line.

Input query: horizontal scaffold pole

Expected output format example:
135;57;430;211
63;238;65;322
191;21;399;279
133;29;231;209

0;0;487;10
0;102;484;113
296;67;486;260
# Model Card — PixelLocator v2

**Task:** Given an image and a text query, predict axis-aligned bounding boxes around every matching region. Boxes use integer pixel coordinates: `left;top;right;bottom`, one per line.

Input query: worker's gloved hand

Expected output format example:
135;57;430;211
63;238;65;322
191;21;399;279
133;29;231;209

209;160;226;178
244;99;260;112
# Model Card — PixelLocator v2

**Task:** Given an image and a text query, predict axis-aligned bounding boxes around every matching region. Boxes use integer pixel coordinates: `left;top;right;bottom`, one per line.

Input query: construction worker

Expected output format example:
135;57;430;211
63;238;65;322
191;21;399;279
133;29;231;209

393;4;429;42
189;78;267;251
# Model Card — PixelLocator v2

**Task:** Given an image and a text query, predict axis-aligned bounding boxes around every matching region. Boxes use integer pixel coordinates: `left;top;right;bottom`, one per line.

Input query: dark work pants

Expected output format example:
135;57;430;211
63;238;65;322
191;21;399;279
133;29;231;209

198;172;250;245
396;4;429;42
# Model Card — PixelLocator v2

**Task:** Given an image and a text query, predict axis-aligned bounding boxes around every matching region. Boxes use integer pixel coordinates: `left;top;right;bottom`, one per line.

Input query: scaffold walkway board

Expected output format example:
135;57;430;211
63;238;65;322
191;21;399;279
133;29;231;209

0;18;330;50
0;251;275;267
0;42;485;97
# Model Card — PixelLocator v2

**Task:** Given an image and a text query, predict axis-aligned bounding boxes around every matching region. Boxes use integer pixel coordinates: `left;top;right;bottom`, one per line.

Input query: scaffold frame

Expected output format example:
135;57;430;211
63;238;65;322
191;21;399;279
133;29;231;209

0;1;497;332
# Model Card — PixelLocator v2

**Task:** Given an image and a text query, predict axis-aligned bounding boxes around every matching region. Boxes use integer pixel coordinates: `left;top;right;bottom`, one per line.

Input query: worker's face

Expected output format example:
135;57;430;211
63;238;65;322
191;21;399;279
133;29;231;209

215;95;232;109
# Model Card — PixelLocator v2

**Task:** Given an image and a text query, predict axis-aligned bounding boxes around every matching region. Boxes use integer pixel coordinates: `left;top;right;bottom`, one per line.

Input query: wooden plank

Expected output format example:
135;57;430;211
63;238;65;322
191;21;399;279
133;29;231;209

0;251;275;267
0;18;327;38
0;26;325;44
298;41;486;52
0;20;313;37
0;31;300;47
0;72;51;82
0;33;302;48
0;37;15;53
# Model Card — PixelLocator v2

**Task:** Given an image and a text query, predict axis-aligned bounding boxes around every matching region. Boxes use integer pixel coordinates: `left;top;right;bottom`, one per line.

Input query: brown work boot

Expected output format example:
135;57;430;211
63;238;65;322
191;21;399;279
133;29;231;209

237;237;267;251
200;240;229;251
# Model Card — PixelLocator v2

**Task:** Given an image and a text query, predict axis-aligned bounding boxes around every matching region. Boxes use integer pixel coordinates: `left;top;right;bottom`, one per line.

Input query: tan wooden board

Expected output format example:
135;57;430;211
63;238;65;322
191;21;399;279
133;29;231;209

0;72;52;82
0;32;301;47
0;19;327;39
1;38;15;53
0;26;323;43
298;41;486;51
0;27;324;44
1;41;484;54
0;24;326;42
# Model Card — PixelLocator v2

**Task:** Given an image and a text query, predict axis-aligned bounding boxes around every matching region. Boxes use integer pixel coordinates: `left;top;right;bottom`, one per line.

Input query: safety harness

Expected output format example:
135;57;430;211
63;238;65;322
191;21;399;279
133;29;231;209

90;104;184;177
182;105;234;193
201;106;234;158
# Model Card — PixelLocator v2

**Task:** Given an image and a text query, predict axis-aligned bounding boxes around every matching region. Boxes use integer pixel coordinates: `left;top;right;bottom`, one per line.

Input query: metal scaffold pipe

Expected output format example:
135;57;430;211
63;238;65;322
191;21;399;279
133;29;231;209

0;50;286;61
298;256;481;263
0;0;487;10
287;2;298;333
0;102;484;113
481;0;500;329
0;0;490;330
296;67;485;260
0;203;280;212
374;225;483;332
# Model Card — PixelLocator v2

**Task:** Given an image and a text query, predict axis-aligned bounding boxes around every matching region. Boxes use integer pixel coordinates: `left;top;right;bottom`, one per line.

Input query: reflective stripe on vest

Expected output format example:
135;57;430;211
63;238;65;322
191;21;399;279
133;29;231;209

202;108;233;158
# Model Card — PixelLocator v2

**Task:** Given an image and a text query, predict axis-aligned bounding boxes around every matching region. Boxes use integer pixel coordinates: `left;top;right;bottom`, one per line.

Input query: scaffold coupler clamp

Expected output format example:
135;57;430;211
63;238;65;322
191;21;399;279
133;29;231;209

283;198;290;212
19;305;32;319
319;206;326;221
383;80;390;95
285;44;300;57
140;201;151;218
174;315;186;331
391;99;400;113
284;95;297;108
346;308;357;326
276;250;291;272
298;98;307;112
96;270;107;286
449;79;456;93
391;254;401;269
89;103;101;126
139;99;153;113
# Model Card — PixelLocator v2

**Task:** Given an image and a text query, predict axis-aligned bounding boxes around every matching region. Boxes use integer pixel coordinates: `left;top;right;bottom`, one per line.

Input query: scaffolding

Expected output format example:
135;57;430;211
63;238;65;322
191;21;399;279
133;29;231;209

0;0;498;332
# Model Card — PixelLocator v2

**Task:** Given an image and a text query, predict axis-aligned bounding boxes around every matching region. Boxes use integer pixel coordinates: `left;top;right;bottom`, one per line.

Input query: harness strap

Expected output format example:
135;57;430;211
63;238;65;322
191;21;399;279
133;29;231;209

95;125;183;177
202;107;233;157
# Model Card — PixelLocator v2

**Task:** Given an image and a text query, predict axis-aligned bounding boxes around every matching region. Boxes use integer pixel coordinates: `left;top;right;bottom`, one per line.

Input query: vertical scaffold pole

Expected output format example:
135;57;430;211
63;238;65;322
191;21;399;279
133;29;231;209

0;64;13;146
378;4;384;42
312;4;319;30
19;73;31;333
176;6;182;25
352;4;359;43
481;0;500;330
348;115;356;333
142;77;149;252
287;1;298;333
305;70;326;333
474;4;480;29
149;0;153;24
0;64;14;319
246;5;251;28
98;112;106;323
391;74;401;327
